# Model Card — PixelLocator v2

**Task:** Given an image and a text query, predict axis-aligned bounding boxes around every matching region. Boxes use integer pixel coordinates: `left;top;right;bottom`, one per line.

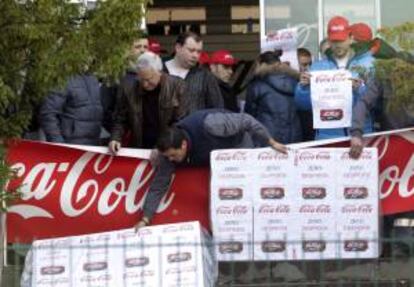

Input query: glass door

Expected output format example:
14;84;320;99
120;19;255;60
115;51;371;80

260;0;319;56
321;0;380;39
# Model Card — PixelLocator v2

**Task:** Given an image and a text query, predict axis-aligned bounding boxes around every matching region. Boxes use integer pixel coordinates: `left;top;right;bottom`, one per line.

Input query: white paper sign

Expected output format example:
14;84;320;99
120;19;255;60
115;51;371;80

29;222;217;287
261;27;299;70
310;70;353;129
210;148;379;261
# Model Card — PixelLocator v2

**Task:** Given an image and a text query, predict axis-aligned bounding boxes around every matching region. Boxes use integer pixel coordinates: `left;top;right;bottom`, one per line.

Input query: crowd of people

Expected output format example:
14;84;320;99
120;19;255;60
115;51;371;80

36;15;414;229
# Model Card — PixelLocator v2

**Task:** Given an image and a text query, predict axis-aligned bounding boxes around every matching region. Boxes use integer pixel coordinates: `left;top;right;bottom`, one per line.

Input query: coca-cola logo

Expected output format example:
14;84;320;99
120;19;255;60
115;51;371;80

299;152;314;161
218;188;243;200
365;133;414;203
219;242;243;254
260;187;285;199
344;187;368;199
320;109;344;121
40;266;65;275
299;204;331;213
267;30;294;42
216;205;249;215
302;240;326;252
341;204;373;214
257;151;288;161
302;187;326;199
340;150;373;160
9;152;175;223
314;72;348;83
36;238;71;248
83;262;108;272
261;241;286;253
125;257;149;268
215;151;247;161
162;224;195;233
80;234;111;244
259;204;290;214
298;151;331;161
344;240;369;252
167;252;192;263
7;152;176;220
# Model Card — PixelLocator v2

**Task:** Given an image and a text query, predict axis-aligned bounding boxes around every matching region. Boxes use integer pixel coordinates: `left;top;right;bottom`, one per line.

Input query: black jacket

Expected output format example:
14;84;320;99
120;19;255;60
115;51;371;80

165;62;224;112
39;74;103;145
245;73;302;144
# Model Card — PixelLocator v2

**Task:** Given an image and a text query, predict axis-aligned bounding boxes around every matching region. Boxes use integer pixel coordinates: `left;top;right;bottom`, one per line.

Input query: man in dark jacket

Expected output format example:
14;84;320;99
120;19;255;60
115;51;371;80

39;74;103;145
136;109;287;229
109;52;190;153
164;32;224;112
245;51;302;144
209;50;240;112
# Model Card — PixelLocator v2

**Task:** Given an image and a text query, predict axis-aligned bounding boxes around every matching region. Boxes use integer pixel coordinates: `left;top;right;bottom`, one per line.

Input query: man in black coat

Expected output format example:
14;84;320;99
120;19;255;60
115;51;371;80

164;32;224;112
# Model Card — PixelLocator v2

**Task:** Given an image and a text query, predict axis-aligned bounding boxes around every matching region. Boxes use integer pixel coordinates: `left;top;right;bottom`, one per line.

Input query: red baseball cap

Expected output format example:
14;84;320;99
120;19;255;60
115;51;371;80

327;16;351;41
148;38;162;55
199;51;210;65
350;23;373;42
210;50;237;66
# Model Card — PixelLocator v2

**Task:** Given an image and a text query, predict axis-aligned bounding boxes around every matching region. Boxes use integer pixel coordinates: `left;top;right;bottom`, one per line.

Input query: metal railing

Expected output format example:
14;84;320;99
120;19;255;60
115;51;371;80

1;236;414;287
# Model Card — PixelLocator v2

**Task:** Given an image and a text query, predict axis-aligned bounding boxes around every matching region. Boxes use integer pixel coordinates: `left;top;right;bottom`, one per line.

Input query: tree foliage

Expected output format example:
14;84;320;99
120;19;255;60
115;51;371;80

375;22;414;112
0;0;148;211
0;0;148;138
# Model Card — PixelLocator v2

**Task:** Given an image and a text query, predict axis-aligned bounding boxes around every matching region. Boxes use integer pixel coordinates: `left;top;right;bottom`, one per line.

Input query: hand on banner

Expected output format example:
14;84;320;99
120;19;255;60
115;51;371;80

134;216;150;232
268;138;288;154
108;140;121;155
350;78;363;91
349;136;364;159
299;72;311;86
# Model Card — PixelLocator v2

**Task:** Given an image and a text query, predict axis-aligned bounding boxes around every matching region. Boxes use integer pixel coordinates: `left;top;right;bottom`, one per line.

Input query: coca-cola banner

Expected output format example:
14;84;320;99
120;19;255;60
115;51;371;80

6;141;210;243
5;129;414;243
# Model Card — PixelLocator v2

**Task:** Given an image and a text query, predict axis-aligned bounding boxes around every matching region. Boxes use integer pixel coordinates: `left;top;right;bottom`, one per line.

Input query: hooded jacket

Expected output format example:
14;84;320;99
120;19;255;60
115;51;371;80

245;64;302;144
294;49;375;140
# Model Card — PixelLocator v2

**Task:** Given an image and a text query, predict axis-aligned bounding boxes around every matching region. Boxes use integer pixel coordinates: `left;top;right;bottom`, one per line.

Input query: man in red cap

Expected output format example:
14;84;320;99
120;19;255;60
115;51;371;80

295;16;375;143
148;38;162;55
209;50;239;111
198;51;210;67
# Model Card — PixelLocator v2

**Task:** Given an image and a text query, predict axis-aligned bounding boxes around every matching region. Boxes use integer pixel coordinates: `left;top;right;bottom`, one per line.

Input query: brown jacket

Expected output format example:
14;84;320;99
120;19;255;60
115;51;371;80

111;73;190;147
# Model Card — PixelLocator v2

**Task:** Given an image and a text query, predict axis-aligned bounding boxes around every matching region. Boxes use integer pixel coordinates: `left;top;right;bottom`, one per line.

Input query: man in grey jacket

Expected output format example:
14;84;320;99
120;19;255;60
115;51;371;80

136;109;287;229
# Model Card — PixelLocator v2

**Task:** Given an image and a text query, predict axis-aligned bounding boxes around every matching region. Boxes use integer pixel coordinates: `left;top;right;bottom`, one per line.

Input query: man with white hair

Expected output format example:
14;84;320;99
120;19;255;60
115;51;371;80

109;52;190;153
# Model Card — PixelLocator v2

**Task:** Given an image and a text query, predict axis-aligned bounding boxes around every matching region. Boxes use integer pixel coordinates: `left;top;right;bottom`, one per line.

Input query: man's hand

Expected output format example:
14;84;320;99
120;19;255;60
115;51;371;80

269;138;288;154
134;216;150;232
299;72;311;86
108;140;121;155
349;136;364;159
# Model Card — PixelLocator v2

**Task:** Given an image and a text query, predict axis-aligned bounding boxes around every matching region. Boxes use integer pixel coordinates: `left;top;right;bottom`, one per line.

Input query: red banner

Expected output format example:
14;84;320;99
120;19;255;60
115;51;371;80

6;141;210;243
5;130;414;243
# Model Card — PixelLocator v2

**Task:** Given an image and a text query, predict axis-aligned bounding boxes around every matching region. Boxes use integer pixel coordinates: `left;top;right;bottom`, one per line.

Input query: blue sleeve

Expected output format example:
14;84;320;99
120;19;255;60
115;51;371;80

294;83;312;111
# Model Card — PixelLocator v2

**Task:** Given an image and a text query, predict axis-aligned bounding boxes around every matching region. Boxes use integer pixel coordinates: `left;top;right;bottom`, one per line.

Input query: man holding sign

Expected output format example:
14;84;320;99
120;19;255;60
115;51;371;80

294;16;375;140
